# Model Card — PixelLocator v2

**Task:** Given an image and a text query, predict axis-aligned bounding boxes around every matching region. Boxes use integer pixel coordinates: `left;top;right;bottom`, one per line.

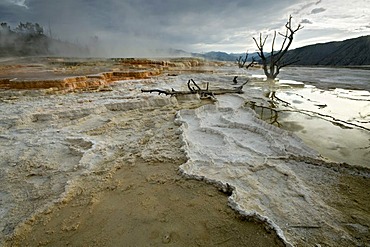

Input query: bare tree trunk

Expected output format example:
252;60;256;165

252;15;302;80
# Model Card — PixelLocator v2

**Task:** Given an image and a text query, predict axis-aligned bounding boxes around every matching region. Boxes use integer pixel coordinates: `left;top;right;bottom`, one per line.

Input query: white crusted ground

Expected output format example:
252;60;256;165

1;65;369;246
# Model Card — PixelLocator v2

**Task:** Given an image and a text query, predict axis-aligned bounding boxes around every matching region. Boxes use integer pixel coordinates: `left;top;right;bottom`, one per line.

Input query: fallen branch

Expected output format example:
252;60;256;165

246;101;370;132
268;91;291;106
140;89;174;96
141;79;249;98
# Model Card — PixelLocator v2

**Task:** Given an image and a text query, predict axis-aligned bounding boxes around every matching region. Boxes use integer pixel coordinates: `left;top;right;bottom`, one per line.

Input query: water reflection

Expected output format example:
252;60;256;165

245;100;281;126
244;91;290;127
244;80;370;167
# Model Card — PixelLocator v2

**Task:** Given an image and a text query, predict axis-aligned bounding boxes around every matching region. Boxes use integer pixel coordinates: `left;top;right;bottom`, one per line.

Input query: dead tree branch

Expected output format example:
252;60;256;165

237;52;256;69
236;53;248;68
141;79;249;98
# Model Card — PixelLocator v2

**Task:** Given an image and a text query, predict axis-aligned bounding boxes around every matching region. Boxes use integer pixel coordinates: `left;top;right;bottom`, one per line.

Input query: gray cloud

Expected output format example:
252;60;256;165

311;7;326;14
0;0;369;56
301;19;313;24
291;0;322;15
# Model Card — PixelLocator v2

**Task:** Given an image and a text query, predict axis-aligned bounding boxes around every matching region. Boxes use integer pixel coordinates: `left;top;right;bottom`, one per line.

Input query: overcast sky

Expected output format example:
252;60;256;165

1;0;369;56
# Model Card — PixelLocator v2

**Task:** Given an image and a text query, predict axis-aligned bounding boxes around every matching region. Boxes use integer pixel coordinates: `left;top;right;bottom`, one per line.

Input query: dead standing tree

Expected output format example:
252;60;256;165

253;15;303;80
236;52;256;69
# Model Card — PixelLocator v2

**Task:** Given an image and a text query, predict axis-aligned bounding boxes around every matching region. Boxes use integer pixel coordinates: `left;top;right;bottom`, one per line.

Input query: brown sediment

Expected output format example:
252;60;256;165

6;159;285;247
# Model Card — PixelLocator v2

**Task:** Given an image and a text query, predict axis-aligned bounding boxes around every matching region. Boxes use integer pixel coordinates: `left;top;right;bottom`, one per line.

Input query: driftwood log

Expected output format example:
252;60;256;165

141;79;249;98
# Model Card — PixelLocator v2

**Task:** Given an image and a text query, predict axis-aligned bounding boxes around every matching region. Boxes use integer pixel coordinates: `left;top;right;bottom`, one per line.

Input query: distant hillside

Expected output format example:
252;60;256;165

192;51;260;62
191;35;370;66
192;51;237;61
281;35;370;66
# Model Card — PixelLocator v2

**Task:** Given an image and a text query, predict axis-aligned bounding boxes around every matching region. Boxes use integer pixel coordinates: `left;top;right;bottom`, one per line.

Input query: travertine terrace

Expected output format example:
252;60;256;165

0;57;212;91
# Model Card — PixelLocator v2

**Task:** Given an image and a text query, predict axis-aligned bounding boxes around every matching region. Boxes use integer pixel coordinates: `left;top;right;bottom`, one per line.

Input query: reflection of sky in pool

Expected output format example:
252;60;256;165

276;86;370;167
247;68;370;167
